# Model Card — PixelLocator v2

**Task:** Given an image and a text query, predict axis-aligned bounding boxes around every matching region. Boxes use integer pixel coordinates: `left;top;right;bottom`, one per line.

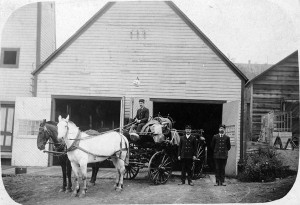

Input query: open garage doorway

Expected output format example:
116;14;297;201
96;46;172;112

52;97;121;166
153;101;223;171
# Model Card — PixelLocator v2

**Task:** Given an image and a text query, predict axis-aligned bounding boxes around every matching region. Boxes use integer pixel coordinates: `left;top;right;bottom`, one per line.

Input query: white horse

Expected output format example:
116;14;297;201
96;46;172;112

56;115;129;197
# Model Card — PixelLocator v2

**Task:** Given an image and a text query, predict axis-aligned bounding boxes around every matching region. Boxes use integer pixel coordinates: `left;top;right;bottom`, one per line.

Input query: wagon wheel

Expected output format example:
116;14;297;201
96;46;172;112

148;151;173;185
192;140;207;179
124;143;140;180
124;163;139;180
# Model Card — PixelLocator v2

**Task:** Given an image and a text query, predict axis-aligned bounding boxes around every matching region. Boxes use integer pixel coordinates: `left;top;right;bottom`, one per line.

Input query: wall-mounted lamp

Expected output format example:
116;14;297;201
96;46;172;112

133;76;140;87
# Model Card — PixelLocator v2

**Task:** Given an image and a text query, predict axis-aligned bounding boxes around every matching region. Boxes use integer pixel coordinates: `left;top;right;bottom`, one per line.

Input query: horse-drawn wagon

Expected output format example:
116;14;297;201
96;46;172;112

123;115;207;184
37;114;207;197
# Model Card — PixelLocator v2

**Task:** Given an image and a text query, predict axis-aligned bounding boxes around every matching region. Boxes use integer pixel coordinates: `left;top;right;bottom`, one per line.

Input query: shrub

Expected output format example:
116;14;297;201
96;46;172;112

238;147;293;182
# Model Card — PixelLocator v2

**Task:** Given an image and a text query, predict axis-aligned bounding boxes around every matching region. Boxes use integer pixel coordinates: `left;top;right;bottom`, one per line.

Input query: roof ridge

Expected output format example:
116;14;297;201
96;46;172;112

245;50;298;86
32;1;247;82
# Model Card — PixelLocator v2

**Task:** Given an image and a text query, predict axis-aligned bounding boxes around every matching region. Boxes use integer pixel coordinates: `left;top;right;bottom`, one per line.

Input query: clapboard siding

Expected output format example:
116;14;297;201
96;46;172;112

0;2;56;102
37;1;242;110
0;3;37;101
247;51;299;138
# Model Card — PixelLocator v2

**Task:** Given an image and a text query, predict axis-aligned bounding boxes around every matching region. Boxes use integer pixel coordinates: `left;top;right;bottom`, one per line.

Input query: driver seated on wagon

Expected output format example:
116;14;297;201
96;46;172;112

129;99;149;134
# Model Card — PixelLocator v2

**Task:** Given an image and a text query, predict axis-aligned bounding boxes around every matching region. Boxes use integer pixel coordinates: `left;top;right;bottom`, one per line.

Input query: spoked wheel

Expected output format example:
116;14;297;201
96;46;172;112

192;140;207;179
148;151;173;185
124;163;139;180
124;142;140;180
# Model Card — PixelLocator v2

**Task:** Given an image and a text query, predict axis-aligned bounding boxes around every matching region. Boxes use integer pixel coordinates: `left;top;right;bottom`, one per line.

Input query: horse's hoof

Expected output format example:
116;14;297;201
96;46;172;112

71;192;78;197
79;192;86;198
58;188;66;193
89;182;96;186
65;188;72;193
115;187;123;192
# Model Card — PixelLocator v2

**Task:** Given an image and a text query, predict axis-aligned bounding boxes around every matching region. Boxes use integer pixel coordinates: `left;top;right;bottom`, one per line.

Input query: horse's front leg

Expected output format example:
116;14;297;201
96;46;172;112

89;163;99;186
79;163;88;198
66;158;73;193
70;162;80;197
59;156;67;192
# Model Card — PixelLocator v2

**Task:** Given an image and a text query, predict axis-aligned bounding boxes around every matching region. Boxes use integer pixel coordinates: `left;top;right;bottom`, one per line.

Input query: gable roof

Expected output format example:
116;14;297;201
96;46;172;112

32;1;247;81
235;63;272;80
245;50;298;86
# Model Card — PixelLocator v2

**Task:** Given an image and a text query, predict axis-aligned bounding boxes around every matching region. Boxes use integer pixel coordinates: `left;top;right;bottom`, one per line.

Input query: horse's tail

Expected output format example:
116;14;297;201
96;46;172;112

124;136;130;165
118;132;130;165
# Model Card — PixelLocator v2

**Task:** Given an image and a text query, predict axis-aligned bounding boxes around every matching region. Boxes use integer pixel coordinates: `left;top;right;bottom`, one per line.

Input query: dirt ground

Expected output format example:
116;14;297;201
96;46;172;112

1;173;298;205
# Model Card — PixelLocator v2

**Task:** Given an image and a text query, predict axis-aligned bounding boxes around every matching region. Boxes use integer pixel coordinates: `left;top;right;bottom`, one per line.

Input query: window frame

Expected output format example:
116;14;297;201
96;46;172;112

0;103;15;152
0;48;20;68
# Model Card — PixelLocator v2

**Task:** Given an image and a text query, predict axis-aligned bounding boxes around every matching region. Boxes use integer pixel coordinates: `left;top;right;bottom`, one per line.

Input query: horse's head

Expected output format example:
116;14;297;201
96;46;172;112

57;115;70;140
37;119;50;150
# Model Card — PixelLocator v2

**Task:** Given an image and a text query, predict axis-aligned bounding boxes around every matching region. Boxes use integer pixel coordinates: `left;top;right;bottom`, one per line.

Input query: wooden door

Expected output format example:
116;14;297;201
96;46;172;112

222;100;240;176
12;97;51;166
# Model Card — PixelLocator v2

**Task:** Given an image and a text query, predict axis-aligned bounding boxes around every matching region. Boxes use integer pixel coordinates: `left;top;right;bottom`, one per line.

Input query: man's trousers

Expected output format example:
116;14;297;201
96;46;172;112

180;158;193;183
214;158;227;183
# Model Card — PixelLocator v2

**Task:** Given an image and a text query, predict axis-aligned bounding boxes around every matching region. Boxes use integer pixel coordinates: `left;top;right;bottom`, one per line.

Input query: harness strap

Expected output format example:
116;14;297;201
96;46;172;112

66;130;81;152
74;146;127;158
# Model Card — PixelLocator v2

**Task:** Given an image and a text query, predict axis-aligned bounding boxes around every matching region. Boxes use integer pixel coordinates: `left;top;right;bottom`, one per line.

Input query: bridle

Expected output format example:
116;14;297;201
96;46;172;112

62;120;81;152
42;123;65;150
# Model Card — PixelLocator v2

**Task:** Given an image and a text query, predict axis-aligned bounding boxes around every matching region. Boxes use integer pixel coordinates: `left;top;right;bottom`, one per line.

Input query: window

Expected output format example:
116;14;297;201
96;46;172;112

0;48;20;68
1;104;15;151
18;120;42;136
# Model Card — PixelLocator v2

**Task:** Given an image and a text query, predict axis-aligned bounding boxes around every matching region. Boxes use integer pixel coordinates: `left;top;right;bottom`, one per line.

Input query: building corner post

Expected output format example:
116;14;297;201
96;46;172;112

33;2;42;97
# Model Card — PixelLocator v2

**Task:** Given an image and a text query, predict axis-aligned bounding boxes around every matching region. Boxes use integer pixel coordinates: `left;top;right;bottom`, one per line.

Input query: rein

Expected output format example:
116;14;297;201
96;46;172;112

68;121;135;141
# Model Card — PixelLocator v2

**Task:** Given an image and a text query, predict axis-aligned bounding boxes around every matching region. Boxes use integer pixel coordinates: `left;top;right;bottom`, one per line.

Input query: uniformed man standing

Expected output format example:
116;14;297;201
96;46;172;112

178;125;197;186
211;124;231;186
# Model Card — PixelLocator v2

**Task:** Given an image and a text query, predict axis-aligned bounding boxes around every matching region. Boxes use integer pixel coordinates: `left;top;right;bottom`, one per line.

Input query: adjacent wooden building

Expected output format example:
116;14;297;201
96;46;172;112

12;1;247;175
0;2;56;165
244;51;299;146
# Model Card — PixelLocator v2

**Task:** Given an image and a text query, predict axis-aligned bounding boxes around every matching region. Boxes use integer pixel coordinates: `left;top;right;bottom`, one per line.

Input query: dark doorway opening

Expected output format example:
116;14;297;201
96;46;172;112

53;99;120;166
153;102;223;170
55;99;120;132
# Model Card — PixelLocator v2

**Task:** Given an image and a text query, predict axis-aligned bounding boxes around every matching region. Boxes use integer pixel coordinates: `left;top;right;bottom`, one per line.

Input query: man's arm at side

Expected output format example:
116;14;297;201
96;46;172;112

211;135;216;150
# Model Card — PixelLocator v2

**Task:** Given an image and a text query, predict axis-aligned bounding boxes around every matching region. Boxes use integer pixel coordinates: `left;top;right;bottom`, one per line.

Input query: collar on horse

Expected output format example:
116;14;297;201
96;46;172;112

66;129;81;152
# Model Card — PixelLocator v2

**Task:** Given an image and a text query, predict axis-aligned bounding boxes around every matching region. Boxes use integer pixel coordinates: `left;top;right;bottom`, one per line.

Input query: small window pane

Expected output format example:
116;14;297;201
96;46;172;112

3;51;17;64
18;119;42;136
0;135;4;146
5;135;12;146
6;108;14;132
1;108;6;131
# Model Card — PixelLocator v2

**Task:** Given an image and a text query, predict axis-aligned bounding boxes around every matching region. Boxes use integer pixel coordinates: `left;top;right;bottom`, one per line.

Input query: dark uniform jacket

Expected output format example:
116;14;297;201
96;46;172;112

134;107;149;123
178;135;197;159
211;134;231;159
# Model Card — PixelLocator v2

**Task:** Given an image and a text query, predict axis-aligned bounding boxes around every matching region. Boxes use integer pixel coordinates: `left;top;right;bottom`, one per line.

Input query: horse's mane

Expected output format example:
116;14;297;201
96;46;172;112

46;121;58;126
67;120;77;127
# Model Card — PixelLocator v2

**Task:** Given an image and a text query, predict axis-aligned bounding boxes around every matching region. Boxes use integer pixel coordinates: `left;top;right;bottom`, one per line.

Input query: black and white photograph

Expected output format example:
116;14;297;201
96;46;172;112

0;0;299;204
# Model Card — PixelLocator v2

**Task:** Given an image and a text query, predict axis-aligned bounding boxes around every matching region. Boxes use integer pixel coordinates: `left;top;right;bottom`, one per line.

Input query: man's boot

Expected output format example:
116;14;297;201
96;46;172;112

214;180;220;186
188;180;194;186
178;181;185;185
